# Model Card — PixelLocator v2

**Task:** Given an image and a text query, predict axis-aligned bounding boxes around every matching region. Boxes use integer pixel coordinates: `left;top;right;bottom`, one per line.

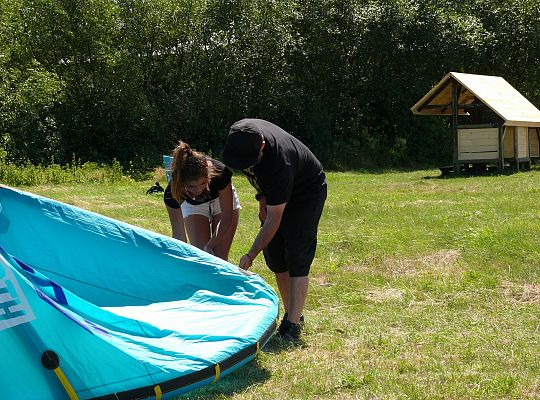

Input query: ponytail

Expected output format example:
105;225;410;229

170;141;190;202
170;141;216;202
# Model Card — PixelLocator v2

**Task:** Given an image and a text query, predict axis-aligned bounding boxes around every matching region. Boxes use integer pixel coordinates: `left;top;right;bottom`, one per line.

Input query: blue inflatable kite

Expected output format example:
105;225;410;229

0;185;279;399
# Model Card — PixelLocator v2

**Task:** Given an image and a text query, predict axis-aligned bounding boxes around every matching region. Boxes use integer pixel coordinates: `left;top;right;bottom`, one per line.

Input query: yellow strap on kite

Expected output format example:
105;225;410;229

53;367;79;400
256;342;260;355
213;363;221;383
154;385;162;400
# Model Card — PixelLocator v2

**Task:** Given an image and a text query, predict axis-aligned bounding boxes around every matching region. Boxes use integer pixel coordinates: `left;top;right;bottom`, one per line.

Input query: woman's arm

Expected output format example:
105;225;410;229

165;204;187;242
204;182;234;252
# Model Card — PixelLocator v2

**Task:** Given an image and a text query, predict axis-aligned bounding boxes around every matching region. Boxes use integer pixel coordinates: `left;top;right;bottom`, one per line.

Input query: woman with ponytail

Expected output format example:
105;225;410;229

163;141;241;261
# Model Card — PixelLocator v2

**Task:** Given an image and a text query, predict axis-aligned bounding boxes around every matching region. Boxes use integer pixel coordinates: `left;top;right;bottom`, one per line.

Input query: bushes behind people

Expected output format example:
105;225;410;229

1;0;539;170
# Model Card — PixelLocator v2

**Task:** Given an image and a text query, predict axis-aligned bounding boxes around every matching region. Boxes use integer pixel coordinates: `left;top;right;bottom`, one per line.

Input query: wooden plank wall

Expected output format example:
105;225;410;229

458;127;499;161
504;127;514;158
530;128;540;157
516;126;529;158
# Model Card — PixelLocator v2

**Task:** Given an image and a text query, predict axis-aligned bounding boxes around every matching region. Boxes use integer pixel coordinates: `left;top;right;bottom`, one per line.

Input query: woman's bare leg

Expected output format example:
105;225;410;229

184;214;211;249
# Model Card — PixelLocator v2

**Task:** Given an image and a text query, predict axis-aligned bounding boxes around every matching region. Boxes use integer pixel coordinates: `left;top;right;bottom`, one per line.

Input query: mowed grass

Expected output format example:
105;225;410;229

22;168;540;399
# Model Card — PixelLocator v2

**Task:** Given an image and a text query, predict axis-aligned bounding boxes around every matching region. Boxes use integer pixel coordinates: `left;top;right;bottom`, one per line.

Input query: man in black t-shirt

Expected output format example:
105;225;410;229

222;118;327;341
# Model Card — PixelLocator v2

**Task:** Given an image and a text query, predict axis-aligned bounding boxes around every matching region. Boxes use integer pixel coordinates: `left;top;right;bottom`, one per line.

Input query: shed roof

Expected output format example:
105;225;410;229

411;72;540;127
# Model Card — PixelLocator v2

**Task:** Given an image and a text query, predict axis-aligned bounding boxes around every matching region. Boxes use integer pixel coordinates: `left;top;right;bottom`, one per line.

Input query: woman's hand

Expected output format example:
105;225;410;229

203;243;215;255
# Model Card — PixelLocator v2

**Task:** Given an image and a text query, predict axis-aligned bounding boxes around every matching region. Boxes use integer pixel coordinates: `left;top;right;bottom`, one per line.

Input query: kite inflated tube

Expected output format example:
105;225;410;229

0;185;278;400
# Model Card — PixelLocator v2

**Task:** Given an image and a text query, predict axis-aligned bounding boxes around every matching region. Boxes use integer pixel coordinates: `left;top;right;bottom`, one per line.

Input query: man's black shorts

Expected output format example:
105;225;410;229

263;183;327;277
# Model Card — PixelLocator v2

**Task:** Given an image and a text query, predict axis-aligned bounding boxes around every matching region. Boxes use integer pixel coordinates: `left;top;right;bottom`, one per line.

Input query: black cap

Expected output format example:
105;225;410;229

222;120;264;170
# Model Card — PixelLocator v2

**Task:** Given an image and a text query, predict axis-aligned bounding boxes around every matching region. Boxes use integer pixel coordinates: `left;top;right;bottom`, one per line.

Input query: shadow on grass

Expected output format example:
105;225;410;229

176;361;271;400
175;336;303;399
422;167;539;180
263;334;307;353
327;166;432;175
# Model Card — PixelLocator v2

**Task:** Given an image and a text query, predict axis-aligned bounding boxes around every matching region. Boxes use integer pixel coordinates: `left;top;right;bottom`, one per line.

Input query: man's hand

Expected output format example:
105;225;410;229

239;254;253;270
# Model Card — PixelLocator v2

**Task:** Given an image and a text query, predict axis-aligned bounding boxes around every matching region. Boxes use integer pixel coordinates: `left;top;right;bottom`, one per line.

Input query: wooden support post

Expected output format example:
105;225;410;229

527;126;532;170
452;82;461;175
498;126;505;172
537;128;540;160
514;128;520;171
537;128;540;165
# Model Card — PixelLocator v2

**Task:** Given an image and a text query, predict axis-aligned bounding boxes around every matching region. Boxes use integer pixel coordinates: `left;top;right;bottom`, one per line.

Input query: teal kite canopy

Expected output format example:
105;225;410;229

0;185;279;399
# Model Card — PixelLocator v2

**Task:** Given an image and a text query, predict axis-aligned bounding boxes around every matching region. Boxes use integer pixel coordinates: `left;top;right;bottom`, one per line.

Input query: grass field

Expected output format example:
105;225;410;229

22;168;540;399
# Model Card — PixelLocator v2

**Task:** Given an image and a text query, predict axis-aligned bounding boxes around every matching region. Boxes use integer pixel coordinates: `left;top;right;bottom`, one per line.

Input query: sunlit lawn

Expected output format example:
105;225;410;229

24;168;540;399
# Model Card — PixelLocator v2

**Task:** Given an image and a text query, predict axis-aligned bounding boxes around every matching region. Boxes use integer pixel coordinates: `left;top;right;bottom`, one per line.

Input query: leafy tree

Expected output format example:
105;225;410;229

1;0;539;169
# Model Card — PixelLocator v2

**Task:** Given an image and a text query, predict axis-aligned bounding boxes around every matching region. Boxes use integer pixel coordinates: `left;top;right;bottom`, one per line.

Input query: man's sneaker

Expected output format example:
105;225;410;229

276;319;302;341
281;313;305;326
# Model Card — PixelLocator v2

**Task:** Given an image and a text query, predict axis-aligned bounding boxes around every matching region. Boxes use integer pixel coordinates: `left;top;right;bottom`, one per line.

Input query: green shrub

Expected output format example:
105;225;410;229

0;149;129;186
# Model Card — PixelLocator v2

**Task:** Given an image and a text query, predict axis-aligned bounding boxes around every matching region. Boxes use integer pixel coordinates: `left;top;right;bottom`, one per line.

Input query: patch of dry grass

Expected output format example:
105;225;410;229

365;287;405;302
377;250;463;277
501;282;540;304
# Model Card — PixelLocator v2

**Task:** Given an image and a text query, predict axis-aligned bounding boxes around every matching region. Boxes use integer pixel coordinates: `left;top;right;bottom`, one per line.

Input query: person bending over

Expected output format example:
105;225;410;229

164;141;241;261
222;119;327;341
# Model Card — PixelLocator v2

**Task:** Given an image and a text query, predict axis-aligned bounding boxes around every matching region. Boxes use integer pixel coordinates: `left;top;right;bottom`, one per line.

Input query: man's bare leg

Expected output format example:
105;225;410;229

275;272;290;315
275;272;308;324
288;276;308;324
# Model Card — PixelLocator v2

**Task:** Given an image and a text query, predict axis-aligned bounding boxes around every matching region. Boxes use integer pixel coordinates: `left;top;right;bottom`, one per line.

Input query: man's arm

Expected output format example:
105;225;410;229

258;195;267;222
239;203;286;270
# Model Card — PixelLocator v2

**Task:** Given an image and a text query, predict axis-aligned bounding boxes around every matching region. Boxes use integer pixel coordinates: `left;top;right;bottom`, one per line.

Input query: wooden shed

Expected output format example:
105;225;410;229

411;72;540;174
